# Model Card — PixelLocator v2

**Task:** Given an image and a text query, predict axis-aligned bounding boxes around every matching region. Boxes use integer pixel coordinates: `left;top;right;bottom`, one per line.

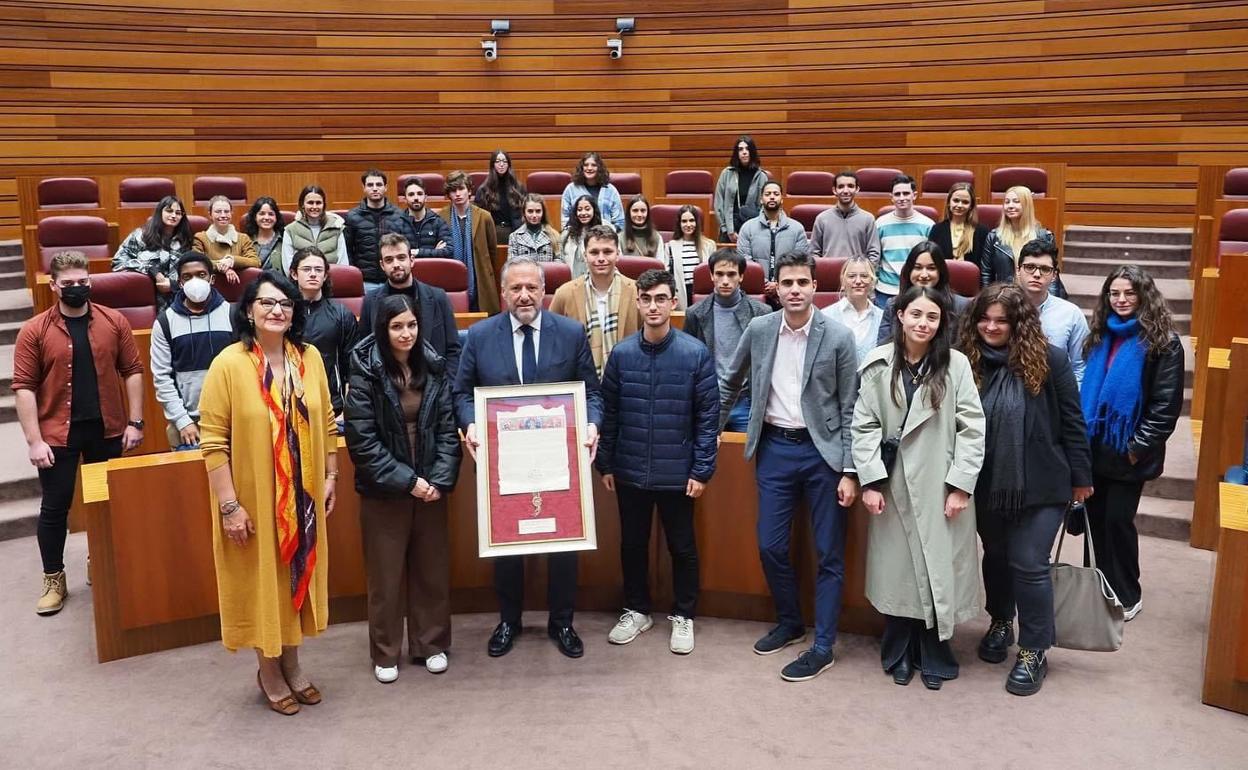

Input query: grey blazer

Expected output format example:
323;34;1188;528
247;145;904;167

719;310;859;470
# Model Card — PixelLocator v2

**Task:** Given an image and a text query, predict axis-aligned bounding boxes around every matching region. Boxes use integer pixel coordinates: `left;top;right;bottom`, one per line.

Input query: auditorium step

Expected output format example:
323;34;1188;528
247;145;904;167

1135;496;1194;541
1064;255;1190;280
1141;417;1196;502
1063;225;1193;247
0;421;40;503
1059;272;1192;315
1062;241;1191;264
0;287;32;324
0;496;37;542
0;320;23;346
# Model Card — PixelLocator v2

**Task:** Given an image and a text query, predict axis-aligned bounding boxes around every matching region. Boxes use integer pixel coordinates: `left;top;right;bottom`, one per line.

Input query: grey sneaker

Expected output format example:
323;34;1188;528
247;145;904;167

669;616;694;655
607;609;653;644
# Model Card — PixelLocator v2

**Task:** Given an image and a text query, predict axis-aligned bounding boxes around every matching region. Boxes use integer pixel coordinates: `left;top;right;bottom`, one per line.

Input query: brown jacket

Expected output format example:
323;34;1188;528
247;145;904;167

436;203;500;315
548;273;642;373
12;303;144;445
193;226;260;271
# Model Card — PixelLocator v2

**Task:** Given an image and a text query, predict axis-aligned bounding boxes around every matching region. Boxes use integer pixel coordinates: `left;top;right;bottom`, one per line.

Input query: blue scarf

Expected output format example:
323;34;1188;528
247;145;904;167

1081;315;1146;453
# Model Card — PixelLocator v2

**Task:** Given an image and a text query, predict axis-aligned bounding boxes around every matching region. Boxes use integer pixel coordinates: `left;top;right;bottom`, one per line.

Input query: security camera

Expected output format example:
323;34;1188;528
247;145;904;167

616;17;635;34
491;19;511;35
482;39;498;61
607;38;623;59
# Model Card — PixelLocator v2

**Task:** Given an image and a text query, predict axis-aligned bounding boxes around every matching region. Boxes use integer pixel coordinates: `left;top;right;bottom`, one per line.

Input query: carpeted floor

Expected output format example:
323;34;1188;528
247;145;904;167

1;532;1244;769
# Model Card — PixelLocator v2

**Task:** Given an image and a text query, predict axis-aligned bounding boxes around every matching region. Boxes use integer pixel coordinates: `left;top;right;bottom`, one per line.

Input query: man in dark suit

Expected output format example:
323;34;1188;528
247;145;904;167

359;232;460;378
720;251;860;683
454;254;603;659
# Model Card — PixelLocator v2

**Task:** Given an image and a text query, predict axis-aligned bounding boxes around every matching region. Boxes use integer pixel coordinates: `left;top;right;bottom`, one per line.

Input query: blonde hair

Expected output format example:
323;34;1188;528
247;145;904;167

944;182;978;259
996;185;1038;258
839;255;877;290
206;194;233;213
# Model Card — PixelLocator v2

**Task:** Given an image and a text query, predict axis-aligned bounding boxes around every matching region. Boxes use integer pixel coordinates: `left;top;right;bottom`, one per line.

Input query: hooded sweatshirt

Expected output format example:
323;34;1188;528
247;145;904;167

150;289;233;430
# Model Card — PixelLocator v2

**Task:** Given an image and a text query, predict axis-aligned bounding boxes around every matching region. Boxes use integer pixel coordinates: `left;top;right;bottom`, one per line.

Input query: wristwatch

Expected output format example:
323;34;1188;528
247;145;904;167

127;419;145;430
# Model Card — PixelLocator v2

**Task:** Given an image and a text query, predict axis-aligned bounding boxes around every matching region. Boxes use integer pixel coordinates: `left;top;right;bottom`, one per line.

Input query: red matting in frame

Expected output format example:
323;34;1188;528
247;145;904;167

484;393;587;547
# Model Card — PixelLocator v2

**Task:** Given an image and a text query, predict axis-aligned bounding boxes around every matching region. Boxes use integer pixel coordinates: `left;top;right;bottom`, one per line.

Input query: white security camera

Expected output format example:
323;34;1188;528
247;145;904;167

616;17;635;34
482;39;498;61
607;38;623;59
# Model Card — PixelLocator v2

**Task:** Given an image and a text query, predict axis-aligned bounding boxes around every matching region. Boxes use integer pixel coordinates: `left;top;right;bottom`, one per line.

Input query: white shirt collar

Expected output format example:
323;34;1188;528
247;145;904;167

510;311;542;333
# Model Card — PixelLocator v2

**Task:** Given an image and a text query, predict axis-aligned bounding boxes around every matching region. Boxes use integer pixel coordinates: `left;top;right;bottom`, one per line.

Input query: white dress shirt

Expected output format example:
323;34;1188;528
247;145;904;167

764;309;813;429
510;311;541;383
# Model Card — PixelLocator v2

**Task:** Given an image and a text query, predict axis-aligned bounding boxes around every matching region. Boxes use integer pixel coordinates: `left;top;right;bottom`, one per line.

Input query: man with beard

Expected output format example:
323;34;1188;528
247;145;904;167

736;180;811;300
344;168;403;293
359;233;460;378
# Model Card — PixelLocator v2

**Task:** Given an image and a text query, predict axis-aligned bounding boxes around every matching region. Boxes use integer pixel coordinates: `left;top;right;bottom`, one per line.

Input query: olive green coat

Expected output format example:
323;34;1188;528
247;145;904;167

851;345;985;641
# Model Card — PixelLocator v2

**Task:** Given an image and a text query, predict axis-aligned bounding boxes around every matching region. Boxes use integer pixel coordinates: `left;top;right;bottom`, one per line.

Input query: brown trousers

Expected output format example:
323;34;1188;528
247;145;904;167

359;495;451;666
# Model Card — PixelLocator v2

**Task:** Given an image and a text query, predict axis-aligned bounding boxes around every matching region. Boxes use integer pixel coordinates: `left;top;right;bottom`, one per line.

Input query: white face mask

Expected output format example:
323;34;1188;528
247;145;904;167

182;277;211;303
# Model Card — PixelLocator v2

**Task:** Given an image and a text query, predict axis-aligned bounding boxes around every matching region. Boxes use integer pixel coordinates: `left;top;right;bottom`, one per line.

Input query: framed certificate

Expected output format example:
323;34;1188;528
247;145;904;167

474;381;597;557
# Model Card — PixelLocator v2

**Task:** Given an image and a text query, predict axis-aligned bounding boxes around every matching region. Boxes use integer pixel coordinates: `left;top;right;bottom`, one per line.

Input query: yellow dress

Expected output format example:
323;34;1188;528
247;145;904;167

199;342;337;656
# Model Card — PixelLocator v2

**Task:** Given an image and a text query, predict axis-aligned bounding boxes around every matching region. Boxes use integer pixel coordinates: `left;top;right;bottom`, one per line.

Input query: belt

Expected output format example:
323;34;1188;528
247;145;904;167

763;423;811;442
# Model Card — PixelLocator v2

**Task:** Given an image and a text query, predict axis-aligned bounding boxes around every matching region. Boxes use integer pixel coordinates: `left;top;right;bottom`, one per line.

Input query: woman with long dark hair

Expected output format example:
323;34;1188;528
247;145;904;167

282;184;348;272
560;193;610;278
876;240;971;343
929;183;988;269
852;285;985;691
959;283;1093;696
714;135;766;242
289;247;357;418
507;193;561;262
663;204;716;309
620;194;663;259
560;151;625;230
243;196;286;270
474;149;527;244
1081;264;1183;622
112;194;192;301
345;293;461;684
199;271;338;715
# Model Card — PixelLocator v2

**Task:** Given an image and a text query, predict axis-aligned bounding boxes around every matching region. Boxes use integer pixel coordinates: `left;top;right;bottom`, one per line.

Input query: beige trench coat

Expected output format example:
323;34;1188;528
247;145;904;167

851;345;985;641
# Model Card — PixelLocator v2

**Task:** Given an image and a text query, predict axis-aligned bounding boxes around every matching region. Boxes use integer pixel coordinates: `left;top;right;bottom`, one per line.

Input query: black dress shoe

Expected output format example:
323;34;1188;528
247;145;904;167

488;622;521;657
548;623;584;658
920;673;943;691
891;656;915;686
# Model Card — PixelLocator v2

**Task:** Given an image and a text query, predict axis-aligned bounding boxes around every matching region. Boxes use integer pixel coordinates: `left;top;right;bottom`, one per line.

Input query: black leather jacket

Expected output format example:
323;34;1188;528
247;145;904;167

344;336;461;499
1090;332;1185;482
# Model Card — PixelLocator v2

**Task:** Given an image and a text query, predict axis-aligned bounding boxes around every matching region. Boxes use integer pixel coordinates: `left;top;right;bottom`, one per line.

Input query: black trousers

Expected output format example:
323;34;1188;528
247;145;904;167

880;616;958;680
615;483;699;619
37;420;122;573
978;503;1066;650
494;552;578;626
1085;476;1145;608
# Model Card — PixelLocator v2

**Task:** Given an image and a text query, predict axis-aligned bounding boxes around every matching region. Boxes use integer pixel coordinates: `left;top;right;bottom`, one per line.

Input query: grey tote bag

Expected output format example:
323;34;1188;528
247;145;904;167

1050;506;1125;652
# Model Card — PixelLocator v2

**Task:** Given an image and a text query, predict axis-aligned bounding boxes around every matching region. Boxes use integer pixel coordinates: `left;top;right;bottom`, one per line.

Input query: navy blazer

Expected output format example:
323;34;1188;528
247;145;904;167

453;310;603;429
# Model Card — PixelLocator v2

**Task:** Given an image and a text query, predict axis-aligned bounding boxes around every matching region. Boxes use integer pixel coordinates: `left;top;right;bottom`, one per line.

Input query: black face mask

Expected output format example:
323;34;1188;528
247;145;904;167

60;285;90;308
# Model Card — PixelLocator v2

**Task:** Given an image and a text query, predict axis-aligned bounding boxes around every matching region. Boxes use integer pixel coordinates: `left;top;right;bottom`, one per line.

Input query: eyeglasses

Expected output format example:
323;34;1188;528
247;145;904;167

296;265;326;275
638;295;673;306
255;298;295;314
1020;264;1056;276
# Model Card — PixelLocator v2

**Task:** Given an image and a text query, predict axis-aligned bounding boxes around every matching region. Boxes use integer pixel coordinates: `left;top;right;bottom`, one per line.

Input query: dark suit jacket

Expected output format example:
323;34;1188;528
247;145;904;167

358;281;461;380
928;220;988;270
453;310;603;429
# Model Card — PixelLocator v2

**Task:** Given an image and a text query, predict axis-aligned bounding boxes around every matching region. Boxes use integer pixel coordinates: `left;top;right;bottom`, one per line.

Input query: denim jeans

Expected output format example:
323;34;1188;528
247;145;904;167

724;397;751;433
978;503;1066;649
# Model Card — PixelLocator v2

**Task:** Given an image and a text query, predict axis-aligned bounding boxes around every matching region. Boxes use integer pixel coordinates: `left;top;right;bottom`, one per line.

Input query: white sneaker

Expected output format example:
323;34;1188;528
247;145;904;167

425;652;448;674
669;615;694;655
1124;600;1143;622
374;665;398;683
607;609;653;644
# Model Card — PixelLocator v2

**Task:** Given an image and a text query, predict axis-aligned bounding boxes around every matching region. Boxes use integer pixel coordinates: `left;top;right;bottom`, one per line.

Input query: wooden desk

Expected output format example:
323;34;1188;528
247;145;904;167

84;438;881;662
1202;482;1248;714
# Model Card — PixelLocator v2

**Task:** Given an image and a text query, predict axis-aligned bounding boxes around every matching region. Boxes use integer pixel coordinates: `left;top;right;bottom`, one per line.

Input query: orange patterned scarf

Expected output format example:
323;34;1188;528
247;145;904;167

249;341;318;611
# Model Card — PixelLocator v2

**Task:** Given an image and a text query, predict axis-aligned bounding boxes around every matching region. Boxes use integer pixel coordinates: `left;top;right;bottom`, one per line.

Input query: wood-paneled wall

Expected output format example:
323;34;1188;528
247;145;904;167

2;0;1247;238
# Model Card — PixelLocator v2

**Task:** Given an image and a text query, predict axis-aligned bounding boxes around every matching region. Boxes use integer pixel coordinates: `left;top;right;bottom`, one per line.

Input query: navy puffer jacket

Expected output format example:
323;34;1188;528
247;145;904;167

596;329;720;491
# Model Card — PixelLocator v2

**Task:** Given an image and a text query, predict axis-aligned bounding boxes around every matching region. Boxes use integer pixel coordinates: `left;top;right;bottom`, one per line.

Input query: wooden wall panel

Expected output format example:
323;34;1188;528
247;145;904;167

2;1;1247;238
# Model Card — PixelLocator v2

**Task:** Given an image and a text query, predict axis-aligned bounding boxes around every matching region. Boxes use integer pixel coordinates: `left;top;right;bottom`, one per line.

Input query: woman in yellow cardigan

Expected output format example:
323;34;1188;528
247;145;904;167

199;271;338;716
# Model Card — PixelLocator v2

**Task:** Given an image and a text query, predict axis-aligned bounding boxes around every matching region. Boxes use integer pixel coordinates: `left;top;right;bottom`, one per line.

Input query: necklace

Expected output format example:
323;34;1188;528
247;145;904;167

905;357;925;385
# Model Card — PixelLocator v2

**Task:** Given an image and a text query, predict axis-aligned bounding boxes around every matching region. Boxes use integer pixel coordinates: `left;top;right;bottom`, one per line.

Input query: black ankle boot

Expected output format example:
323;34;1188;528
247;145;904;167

977;618;1014;664
1005;648;1047;696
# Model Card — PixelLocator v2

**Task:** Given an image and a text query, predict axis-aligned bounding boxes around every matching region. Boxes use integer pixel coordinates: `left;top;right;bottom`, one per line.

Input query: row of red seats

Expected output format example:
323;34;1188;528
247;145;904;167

81;256;981;332
36;166;1057;211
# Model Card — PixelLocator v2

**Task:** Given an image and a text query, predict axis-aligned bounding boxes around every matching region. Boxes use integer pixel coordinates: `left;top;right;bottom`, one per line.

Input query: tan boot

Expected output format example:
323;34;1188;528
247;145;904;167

36;571;67;616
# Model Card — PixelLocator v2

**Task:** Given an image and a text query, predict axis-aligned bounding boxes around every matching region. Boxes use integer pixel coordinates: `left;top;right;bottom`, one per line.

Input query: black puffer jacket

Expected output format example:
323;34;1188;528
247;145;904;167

1089;332;1185;482
391;208;453;259
344;198;403;284
344;336;461;499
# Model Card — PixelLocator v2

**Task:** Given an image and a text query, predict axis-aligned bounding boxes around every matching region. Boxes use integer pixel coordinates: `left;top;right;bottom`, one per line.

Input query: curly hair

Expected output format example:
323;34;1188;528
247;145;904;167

1084;264;1174;357
959;283;1049;396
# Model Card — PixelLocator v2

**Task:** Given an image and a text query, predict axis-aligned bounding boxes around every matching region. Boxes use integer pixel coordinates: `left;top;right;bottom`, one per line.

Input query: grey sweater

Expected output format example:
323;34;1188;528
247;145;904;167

810;204;881;262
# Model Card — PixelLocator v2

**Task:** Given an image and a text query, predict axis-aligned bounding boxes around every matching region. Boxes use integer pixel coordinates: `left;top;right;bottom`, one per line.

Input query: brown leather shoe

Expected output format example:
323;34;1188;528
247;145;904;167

257;671;299;715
